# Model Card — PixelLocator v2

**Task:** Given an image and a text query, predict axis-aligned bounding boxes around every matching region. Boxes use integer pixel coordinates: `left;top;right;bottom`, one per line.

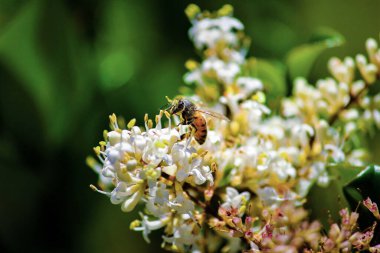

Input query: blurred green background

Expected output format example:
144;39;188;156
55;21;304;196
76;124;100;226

0;0;379;252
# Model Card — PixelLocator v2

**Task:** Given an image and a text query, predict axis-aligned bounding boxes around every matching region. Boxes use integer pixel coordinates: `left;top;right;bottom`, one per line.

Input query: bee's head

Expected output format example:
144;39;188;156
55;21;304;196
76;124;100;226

162;96;187;115
168;99;185;115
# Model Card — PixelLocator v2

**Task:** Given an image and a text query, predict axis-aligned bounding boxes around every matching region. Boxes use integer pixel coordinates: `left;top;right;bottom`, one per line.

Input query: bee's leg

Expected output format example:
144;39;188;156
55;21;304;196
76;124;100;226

180;132;190;141
184;126;195;150
176;115;186;127
177;118;190;127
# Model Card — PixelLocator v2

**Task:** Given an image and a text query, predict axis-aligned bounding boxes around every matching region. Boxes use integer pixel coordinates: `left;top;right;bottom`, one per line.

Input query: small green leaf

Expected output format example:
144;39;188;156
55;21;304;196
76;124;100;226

286;27;345;81
245;58;286;110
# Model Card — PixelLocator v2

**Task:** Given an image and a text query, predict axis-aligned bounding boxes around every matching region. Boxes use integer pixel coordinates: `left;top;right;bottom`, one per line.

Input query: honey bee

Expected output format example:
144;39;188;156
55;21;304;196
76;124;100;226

166;98;229;145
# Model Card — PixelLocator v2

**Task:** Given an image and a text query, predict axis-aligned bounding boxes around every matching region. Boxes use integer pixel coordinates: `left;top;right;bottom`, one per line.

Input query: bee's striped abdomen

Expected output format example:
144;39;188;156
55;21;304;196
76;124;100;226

192;112;207;145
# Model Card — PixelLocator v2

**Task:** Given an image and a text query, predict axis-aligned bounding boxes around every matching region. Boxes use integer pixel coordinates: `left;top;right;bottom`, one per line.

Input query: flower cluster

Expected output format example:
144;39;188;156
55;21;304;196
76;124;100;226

89;112;215;250
88;4;380;252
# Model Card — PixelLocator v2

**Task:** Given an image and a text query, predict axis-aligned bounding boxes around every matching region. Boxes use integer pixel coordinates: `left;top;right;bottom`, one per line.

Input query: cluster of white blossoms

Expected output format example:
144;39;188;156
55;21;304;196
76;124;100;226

88;4;380;253
89;112;216;250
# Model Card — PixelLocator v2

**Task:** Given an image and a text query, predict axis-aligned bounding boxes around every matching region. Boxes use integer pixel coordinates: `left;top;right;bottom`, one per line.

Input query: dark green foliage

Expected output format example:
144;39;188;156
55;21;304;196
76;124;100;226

343;165;380;244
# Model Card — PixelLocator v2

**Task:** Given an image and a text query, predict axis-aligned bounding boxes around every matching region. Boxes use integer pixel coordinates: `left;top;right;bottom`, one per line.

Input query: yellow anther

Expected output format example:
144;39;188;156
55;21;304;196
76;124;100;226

155;141;166;148
117;117;126;129
155;115;160;125
190;153;199;160
109;113;117;124
252;91;266;104
311;142;322;157
120;166;127;174
199;150;208;157
93;146;101;156
218;4;233;16
144;113;149;122
257;153;268;165
164;110;171;119
185;4;200;19
129;220;141;230
211;162;217;172
279;151;290;162
185;59;198;70
225;85;235;95
148;119;153;129
299;152;307;165
239;205;246;214
230;121;240;136
89;184;98;191
127;118;136;129
103;130;108;141
86;156;97;168
145;167;158;179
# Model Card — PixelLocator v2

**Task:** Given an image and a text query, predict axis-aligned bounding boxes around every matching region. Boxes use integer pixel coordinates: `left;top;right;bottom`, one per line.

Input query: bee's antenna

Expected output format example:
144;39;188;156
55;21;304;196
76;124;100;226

160;102;171;111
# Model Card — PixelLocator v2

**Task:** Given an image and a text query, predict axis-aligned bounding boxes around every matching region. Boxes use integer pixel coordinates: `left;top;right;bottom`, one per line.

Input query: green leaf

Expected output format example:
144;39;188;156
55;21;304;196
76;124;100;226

245;58;286;110
306;164;362;227
343;165;380;243
343;165;380;208
286;27;345;81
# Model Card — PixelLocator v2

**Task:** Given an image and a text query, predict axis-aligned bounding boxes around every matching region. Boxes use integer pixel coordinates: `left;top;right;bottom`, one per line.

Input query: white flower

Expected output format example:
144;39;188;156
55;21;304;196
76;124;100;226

328;57;354;84
241;100;270;115
202;57;240;84
172;143;213;185
269;158;296;181
256;187;300;207
169;188;195;215
133;213;170;243
146;182;171;217
256;187;282;206
190;165;214;185
184;68;203;85
324;144;345;163
221;187;250;216
189;16;244;50
292;124;314;148
163;219;197;249
308;162;330;187
236;77;263;95
110;181;141;205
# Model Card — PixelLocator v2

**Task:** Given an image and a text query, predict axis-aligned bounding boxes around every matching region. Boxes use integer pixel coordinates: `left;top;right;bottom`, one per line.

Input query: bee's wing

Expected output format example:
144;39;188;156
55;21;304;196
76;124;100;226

196;109;230;121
